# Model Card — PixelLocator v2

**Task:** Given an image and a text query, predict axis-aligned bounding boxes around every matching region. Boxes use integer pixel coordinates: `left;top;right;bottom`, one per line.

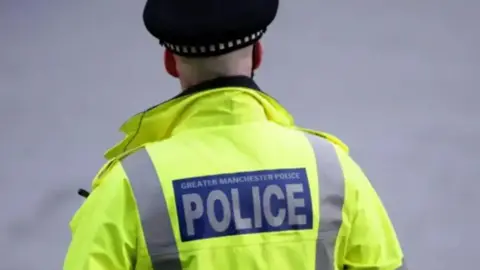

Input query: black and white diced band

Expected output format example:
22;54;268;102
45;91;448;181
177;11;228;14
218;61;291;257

161;29;265;55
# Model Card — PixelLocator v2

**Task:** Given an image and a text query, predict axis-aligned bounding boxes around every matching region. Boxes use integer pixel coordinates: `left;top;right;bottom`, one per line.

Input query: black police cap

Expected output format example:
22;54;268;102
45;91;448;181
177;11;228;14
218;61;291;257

143;0;279;57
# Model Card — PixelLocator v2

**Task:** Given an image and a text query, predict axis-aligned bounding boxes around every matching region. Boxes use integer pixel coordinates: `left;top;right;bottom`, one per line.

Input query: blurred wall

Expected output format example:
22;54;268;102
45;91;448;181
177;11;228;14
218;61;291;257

0;0;478;269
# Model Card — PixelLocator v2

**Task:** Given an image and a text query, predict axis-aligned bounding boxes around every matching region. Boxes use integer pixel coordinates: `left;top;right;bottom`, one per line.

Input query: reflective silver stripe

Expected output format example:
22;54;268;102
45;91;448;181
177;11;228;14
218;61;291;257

305;133;345;270
121;148;182;270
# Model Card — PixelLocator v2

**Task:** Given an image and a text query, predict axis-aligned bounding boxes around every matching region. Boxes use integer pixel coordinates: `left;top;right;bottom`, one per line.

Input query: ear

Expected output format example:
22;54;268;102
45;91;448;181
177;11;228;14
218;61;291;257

252;42;263;70
164;49;179;78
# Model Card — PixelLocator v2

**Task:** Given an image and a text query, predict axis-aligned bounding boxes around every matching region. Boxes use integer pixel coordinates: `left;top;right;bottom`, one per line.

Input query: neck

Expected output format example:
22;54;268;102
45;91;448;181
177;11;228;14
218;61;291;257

179;72;252;91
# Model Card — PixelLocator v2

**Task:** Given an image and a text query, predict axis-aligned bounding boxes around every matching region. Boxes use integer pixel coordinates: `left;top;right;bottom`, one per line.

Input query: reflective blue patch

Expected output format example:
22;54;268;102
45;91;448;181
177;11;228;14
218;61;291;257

173;168;313;242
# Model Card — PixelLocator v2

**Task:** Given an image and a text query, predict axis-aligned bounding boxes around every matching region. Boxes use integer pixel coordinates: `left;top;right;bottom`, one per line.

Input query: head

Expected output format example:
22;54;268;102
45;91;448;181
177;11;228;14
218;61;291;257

143;0;277;89
164;43;263;90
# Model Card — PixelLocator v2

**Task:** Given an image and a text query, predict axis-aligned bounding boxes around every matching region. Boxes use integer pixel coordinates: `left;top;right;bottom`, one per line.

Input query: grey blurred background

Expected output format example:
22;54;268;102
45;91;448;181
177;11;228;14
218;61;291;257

1;0;478;269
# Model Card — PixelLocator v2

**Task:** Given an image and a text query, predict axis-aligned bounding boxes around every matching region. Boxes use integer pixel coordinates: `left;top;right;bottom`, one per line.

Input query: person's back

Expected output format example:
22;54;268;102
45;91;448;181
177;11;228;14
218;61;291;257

148;113;327;269
143;88;319;266
63;0;407;269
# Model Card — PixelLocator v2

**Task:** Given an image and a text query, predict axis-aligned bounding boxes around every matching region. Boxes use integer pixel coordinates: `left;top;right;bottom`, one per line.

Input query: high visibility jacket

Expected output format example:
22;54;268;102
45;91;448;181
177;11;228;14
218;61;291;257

64;76;406;270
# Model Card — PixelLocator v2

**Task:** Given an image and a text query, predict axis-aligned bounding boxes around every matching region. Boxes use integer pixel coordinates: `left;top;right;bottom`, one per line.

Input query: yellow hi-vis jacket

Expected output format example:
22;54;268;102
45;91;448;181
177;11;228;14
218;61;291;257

64;76;405;270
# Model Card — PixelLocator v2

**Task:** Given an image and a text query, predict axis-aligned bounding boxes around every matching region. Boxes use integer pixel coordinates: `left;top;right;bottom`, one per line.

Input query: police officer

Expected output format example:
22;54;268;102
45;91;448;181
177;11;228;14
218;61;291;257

64;0;407;269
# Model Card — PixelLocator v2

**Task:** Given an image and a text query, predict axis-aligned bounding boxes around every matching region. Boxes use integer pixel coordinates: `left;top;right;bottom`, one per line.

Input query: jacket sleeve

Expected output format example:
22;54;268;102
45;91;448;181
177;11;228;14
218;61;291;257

63;161;138;270
341;153;406;269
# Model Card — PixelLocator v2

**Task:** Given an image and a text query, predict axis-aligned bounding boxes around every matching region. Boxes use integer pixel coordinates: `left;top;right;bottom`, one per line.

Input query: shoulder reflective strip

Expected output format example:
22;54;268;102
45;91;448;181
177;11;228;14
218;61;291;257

121;148;182;270
304;133;345;270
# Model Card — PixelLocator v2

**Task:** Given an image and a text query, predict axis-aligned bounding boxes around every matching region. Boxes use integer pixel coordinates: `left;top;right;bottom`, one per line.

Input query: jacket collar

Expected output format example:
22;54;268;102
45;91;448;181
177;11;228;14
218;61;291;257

179;76;262;97
105;76;295;159
94;76;349;191
142;76;263;114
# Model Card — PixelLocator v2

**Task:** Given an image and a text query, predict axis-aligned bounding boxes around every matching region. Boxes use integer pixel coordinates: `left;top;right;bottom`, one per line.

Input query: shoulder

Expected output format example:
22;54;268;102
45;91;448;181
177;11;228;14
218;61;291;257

91;145;150;190
297;127;372;211
70;151;142;233
296;127;349;153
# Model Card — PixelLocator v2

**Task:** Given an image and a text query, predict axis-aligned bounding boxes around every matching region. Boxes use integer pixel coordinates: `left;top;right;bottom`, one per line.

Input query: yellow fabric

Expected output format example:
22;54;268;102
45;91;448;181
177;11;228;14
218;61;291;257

334;145;405;269
64;87;404;270
147;121;320;270
64;161;141;269
103;87;294;160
